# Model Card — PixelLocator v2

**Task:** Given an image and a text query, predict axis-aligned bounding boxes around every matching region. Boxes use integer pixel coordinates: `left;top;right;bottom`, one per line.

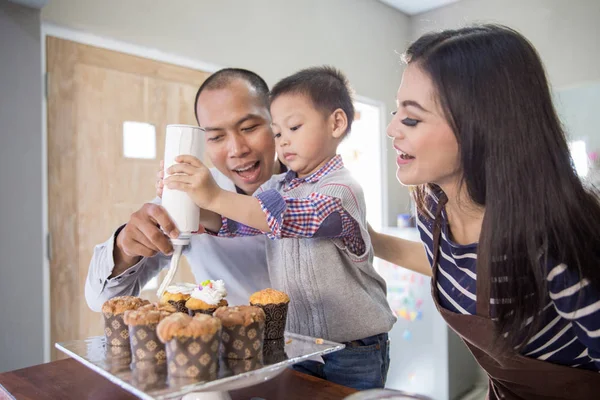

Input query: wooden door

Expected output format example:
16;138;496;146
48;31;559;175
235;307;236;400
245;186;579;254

47;37;209;359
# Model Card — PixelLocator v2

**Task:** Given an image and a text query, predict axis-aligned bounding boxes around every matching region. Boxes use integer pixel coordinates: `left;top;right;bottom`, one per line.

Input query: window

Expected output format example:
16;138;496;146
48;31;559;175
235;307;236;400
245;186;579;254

123;121;156;159
338;99;387;229
569;140;588;177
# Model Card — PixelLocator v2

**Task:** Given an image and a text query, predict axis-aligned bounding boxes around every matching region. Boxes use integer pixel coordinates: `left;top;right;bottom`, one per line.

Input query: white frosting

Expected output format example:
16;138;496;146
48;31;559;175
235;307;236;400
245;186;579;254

165;282;197;295
190;280;227;306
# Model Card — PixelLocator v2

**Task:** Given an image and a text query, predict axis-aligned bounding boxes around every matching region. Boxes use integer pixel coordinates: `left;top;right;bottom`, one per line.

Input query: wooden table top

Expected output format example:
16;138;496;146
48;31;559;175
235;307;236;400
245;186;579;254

0;358;356;400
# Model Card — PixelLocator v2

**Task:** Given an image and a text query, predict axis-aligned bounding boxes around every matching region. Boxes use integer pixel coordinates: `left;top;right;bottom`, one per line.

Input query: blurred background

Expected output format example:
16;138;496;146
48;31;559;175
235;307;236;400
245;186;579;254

1;1;598;398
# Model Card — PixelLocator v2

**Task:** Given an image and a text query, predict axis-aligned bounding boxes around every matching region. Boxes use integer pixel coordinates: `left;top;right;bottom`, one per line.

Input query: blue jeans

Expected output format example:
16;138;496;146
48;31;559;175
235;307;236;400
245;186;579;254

292;333;390;390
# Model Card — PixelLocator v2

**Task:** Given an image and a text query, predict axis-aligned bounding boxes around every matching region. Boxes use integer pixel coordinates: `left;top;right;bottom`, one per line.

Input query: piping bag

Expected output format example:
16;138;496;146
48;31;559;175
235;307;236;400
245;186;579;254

156;124;204;298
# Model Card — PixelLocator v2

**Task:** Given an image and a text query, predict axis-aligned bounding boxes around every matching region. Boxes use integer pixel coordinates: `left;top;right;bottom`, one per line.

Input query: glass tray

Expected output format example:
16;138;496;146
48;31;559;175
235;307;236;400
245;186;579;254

56;332;344;400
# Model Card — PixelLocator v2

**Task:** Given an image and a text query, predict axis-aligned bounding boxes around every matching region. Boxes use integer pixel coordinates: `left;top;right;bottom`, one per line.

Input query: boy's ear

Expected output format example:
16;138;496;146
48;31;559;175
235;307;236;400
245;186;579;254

330;108;348;139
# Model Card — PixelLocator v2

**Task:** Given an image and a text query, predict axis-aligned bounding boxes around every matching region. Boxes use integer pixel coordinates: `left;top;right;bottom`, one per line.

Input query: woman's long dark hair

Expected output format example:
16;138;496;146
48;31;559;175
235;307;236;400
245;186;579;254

407;25;600;347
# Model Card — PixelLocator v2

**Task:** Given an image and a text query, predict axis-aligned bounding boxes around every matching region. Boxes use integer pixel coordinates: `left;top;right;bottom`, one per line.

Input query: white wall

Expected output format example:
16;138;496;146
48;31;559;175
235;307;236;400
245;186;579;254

410;0;600;89
0;1;44;373
41;0;415;225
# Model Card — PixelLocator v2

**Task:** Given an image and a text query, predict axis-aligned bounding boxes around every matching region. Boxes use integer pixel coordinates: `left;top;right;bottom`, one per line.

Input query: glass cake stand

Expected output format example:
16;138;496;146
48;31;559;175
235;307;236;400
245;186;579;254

56;332;344;400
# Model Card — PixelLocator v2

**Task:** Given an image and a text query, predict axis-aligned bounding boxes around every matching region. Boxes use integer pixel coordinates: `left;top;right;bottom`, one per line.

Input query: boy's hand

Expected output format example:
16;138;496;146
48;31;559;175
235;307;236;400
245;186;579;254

165;155;222;210
156;160;164;198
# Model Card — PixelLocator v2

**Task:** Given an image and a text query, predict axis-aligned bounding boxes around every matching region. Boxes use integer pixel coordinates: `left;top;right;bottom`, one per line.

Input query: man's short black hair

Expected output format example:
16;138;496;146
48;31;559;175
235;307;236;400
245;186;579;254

194;68;269;124
270;66;355;135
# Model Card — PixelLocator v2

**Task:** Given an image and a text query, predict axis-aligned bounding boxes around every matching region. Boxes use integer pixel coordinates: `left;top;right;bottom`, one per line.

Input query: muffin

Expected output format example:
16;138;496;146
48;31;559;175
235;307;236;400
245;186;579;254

131;360;168;392
104;344;132;373
102;296;150;346
222;356;264;376
249;288;290;340
213;305;265;359
157;313;221;379
262;338;288;364
186;280;228;316
123;303;176;362
159;282;197;314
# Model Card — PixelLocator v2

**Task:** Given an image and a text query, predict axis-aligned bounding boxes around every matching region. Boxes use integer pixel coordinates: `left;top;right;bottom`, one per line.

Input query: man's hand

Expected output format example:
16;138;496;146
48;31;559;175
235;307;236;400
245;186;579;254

111;203;179;277
165;155;223;210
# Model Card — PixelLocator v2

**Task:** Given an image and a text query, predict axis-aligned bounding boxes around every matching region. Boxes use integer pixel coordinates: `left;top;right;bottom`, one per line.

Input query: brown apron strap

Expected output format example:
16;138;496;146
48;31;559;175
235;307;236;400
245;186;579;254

431;190;490;318
476;248;491;318
431;191;447;277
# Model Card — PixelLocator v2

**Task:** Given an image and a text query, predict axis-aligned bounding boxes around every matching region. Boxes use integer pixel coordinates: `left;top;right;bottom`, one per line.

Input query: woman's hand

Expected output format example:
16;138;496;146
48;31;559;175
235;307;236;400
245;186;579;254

164;155;223;211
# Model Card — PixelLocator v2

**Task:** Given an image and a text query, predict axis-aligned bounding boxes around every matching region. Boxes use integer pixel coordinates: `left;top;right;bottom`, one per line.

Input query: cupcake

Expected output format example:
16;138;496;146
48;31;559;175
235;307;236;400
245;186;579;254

186;280;228;316
262;338;288;364
157;313;221;379
131;360;168;392
213;306;265;359
159;282;197;314
102;296;150;347
222;356;264;376
104;344;132;373
249;288;290;340
123;303;175;362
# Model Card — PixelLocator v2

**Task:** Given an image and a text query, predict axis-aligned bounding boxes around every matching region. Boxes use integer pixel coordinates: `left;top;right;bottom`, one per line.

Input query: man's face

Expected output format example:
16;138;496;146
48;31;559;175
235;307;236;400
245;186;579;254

196;79;276;194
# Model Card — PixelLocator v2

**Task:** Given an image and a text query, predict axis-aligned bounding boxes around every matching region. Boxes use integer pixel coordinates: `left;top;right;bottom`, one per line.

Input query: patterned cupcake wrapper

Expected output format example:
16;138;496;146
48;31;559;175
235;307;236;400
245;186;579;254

104;344;132;373
165;335;220;379
262;338;288;364
220;321;264;359
131;359;166;371
129;324;167;362
103;313;130;347
168;300;189;314
222;356;264;375
251;302;288;340
188;308;217;317
131;360;168;391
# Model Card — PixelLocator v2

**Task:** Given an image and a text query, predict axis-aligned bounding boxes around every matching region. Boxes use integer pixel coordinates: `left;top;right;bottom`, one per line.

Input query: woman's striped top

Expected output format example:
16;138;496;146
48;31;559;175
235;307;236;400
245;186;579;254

417;188;600;371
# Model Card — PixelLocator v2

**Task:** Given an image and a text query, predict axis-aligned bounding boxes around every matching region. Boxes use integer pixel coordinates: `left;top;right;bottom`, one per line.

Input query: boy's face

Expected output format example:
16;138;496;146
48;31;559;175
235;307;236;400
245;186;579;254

270;94;341;178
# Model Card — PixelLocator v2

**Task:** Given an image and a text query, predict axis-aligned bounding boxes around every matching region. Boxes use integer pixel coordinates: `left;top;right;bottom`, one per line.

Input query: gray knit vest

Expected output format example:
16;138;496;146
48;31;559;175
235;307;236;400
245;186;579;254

257;168;397;343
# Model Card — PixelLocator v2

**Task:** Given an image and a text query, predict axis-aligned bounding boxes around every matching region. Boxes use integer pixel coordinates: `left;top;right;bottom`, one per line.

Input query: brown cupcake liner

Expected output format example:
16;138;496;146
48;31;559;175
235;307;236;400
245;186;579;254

103;313;130;347
165;335;220;379
188;308;217;317
220;321;264;359
131;359;166;371
168;300;189;314
222;356;264;376
250;302;288;340
262;338;288;364
104;344;131;373
129;324;167;362
131;360;168;391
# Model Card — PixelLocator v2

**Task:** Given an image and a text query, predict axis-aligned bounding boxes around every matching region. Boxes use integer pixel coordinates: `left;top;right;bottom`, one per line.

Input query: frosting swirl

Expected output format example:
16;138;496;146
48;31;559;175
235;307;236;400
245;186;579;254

165;282;197;295
190;280;227;306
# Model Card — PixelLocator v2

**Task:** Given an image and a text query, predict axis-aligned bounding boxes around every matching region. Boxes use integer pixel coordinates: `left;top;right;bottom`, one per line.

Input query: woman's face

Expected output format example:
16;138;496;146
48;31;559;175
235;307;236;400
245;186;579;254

387;64;461;187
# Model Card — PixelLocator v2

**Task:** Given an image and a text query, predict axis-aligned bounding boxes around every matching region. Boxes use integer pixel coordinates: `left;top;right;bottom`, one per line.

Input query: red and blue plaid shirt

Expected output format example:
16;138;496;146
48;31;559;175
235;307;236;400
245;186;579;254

218;155;366;255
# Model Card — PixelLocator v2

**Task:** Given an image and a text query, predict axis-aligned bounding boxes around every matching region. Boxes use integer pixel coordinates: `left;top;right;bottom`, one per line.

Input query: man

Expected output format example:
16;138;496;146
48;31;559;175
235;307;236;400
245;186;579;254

85;68;281;311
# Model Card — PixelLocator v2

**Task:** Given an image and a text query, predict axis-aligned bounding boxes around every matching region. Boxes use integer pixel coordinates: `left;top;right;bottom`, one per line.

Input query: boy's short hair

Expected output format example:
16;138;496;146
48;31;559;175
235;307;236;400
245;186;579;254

270;66;355;135
194;68;269;124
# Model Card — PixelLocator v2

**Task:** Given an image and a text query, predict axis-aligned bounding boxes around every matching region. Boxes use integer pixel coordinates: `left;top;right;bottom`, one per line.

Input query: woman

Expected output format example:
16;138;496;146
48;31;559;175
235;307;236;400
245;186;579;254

372;25;600;399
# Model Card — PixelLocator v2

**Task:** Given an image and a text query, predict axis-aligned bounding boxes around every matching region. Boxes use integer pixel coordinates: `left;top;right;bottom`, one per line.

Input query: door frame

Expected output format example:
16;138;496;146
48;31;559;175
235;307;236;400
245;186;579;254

40;22;222;362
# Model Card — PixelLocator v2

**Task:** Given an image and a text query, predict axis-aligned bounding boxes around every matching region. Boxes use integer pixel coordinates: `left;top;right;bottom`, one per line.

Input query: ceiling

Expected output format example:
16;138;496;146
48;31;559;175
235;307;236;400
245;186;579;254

379;0;460;16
